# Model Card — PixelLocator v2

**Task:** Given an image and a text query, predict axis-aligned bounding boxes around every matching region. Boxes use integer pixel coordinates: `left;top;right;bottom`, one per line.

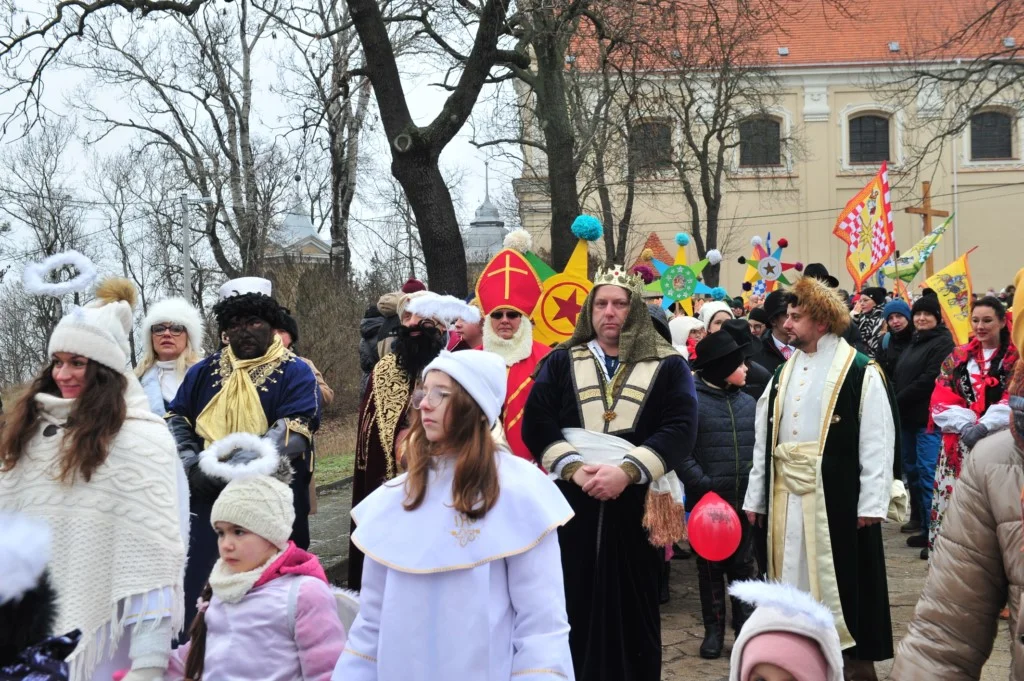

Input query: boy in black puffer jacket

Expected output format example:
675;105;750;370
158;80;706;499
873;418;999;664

682;331;759;660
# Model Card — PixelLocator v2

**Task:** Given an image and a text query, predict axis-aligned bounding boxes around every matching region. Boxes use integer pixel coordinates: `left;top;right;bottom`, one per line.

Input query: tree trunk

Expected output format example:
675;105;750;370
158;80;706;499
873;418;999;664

533;33;580;271
391;152;468;295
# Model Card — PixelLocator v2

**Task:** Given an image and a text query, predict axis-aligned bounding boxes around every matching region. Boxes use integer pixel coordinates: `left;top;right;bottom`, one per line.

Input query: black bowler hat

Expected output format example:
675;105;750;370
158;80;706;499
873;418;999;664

763;290;792;323
693;330;744;370
721;318;756;358
803;263;841;289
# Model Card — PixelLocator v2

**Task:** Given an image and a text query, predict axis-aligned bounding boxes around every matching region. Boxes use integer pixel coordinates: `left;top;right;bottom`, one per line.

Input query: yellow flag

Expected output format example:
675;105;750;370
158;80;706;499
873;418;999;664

923;249;976;345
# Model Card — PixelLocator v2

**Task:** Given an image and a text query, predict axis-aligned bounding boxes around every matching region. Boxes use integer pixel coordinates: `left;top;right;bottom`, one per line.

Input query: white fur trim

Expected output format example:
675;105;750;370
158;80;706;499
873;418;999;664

728;580;835;631
218;277;272;300
0;513;52;604
503;229;533;253
199;433;280;482
23;250;98;297
706;249;723;266
407;294;481;324
142;297;205;353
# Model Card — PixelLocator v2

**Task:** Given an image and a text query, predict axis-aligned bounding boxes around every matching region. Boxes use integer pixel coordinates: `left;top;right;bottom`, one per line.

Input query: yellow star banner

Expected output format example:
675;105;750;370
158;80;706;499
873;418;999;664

923;247;976;345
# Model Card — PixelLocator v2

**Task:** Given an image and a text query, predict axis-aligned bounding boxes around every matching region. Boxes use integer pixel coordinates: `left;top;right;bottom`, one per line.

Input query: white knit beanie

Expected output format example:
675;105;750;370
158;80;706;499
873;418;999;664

422;349;507;426
47;278;137;371
211;476;295;550
697;301;734;330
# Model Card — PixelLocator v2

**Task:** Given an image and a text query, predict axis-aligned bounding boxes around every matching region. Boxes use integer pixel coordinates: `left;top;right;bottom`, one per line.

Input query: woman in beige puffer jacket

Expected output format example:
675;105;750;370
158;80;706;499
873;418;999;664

892;387;1024;679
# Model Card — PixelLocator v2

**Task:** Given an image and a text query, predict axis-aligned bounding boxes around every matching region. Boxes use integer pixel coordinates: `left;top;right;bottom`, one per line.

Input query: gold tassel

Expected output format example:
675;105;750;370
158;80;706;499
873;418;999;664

643;489;687;547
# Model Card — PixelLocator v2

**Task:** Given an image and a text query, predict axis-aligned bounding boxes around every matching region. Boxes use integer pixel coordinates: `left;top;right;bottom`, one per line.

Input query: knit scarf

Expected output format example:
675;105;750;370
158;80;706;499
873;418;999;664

207;550;283;604
196;337;287;445
0;381;185;681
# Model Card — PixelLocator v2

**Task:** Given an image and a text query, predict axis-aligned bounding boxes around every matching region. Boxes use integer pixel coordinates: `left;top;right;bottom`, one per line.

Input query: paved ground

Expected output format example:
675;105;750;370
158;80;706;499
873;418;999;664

310;483;1013;679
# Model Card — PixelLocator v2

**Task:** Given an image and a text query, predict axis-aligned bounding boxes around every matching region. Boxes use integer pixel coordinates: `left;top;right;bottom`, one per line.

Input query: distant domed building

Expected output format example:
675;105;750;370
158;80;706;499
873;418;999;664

464;165;506;266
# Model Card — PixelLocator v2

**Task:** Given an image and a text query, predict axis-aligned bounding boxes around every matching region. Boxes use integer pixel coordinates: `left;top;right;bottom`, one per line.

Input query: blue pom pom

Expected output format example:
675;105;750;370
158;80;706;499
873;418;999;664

571;215;603;242
675;232;691;247
711;287;727;300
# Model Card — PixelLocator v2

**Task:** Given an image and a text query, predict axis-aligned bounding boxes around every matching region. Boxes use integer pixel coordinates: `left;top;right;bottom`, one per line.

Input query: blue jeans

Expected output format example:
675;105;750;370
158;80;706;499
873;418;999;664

901;426;942;534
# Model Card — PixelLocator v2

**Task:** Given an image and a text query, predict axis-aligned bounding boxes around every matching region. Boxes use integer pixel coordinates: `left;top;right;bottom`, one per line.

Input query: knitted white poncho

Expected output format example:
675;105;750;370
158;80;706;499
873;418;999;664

0;375;185;681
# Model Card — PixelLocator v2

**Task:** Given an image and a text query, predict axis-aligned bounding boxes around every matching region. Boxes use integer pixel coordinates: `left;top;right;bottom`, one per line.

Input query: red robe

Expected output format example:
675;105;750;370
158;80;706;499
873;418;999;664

503;341;551;463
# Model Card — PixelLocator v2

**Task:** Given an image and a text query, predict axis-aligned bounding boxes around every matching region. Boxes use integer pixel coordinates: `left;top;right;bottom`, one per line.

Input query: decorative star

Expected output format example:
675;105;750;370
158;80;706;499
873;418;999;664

763;262;776;275
552;290;583;323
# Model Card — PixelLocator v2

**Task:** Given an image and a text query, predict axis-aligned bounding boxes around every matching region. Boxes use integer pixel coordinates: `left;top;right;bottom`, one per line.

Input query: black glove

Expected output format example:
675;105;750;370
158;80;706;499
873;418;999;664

264;418;311;461
167;414;203;470
961;423;989;450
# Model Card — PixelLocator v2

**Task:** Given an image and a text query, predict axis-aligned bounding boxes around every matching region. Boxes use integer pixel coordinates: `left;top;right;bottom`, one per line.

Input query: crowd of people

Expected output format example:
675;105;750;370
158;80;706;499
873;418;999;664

2;242;1024;681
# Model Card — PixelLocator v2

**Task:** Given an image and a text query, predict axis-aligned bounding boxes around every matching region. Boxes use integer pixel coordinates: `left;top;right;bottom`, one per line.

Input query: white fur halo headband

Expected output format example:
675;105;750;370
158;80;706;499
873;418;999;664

23;250;99;297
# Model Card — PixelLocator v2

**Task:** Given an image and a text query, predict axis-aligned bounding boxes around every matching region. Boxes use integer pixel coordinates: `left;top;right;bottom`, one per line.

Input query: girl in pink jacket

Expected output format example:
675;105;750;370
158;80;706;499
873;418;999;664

167;436;346;681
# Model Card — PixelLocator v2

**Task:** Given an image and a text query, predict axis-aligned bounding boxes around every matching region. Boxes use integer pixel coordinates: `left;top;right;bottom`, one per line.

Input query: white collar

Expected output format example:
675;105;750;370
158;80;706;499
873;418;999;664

587;339;619;380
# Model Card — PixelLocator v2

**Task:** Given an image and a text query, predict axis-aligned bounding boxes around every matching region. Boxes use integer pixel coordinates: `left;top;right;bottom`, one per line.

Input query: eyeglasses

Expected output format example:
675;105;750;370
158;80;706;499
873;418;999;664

490;310;522;320
411;387;452;410
151;324;186;336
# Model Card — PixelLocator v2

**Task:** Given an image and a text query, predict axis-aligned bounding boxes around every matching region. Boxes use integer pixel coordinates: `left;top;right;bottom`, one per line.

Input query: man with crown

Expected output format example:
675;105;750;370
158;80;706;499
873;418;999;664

476;233;551;462
523;263;699;681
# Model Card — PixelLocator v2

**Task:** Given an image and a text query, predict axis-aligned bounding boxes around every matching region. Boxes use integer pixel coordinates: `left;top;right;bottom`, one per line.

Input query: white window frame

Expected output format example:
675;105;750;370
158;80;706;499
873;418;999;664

962;105;1024;168
729;106;795;176
839;103;904;171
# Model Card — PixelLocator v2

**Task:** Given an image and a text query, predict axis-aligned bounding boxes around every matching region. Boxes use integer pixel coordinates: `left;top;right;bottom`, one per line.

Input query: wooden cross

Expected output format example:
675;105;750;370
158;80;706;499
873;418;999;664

487;253;528;298
904;181;949;277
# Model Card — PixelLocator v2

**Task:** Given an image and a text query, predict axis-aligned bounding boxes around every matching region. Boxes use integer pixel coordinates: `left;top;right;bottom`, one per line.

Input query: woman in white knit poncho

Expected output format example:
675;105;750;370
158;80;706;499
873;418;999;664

0;278;186;681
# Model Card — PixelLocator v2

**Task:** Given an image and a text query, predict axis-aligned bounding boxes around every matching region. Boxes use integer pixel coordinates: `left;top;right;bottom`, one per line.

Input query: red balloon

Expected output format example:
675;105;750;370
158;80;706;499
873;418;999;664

687;492;742;562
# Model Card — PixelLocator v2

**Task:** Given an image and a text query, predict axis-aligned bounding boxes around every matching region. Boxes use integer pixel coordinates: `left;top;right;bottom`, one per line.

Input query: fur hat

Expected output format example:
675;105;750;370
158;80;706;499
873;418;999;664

728;580;844;681
788;276;851;336
422;350;507;427
48;277;137;371
201;433;295;549
142;297;205;355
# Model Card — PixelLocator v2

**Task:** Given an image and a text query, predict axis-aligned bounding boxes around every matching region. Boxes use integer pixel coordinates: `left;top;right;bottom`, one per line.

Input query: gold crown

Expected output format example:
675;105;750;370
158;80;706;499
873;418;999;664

594;264;644;294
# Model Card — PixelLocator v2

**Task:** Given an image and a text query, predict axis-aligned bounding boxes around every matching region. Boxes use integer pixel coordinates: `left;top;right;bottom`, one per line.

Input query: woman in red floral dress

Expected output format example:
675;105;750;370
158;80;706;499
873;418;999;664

928;296;1018;549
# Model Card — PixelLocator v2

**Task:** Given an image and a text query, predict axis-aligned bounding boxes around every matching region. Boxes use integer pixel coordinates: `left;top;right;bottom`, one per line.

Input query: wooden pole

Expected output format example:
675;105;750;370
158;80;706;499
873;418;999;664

905;181;950;278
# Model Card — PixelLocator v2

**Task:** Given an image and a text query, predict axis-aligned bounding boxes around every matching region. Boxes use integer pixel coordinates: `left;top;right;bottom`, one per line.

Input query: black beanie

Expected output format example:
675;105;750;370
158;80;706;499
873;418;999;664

911;295;942;322
279;312;300;345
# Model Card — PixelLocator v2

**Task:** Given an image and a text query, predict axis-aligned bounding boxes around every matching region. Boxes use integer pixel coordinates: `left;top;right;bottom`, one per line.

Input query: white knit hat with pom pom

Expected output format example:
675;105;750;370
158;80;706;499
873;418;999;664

48;277;138;371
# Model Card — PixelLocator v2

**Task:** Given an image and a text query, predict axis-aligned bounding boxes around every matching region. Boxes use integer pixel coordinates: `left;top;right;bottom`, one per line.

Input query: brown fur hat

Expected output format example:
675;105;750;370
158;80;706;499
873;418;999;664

788;276;851;336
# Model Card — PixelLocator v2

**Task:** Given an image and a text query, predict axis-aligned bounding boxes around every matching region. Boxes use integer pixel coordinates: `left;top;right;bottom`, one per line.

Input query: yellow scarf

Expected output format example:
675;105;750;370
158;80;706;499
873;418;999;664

196;337;288;445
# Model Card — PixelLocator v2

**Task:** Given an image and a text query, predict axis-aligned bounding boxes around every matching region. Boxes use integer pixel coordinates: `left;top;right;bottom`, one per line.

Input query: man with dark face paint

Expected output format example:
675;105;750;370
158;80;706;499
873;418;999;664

347;290;467;589
165;278;321;633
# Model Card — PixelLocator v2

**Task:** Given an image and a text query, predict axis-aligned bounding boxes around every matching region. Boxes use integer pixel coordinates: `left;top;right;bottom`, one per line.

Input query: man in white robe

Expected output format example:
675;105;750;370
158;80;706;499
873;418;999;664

743;275;897;681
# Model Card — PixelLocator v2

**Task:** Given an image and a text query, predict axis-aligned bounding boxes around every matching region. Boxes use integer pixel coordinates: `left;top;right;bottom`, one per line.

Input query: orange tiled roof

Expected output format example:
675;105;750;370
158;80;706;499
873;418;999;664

571;0;1023;72
631;232;674;270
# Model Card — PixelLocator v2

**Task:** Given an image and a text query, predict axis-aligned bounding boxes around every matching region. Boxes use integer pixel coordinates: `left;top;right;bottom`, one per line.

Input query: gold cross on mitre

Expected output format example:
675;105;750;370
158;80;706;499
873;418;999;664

487;253;529;298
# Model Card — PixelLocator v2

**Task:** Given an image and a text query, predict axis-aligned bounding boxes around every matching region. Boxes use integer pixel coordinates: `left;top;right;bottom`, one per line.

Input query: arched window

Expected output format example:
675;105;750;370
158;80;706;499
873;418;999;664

739;117;782;167
970;111;1014;160
848;114;890;163
629;120;672;172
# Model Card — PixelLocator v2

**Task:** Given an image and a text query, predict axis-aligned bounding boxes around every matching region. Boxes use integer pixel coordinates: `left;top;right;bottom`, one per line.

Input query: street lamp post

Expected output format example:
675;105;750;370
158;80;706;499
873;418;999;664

180;192;215;303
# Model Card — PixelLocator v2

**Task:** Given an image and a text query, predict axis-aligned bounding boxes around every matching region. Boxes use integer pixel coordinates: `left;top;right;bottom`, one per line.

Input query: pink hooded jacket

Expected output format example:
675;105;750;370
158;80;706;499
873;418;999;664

167;543;346;681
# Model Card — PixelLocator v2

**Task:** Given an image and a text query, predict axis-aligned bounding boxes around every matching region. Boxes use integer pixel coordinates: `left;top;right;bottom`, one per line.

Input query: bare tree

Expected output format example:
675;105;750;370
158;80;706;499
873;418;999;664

67;2;292;279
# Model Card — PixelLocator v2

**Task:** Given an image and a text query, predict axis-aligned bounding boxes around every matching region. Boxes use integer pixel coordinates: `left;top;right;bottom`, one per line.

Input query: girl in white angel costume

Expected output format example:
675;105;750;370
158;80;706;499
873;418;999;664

332;349;575;681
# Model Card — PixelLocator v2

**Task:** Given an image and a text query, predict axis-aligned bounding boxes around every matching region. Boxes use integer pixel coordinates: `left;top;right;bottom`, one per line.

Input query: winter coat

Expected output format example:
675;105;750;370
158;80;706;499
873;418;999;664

852;308;885;358
359;307;385;397
891;429;1024;680
742;359;772;401
167;545;346;681
876;327;912;380
891;326;955;429
680;380;756;512
750;332;788;376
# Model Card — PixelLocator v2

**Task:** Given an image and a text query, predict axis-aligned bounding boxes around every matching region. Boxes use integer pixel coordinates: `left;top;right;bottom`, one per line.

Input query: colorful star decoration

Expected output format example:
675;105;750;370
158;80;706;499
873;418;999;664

738;234;803;294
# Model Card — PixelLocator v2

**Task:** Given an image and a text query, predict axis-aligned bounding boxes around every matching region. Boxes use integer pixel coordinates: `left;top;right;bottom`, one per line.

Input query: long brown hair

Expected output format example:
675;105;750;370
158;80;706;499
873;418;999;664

402;376;500;519
182;582;213;680
0;360;127;483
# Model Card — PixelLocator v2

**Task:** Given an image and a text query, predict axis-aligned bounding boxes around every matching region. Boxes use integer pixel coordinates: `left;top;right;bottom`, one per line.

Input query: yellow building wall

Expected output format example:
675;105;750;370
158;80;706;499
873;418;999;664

516;77;1024;293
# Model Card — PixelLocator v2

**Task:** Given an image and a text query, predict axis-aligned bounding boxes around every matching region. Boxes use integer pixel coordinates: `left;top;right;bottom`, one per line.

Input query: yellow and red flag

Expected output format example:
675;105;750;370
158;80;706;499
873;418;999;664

832;162;896;291
923;248;976;345
893;279;912;305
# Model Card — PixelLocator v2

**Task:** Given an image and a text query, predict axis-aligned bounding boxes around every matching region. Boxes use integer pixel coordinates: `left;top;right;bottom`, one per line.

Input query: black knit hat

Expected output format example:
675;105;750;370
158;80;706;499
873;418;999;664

911;295;942;322
278;311;300;345
693;331;746;387
748;306;770;325
862;287;886;307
